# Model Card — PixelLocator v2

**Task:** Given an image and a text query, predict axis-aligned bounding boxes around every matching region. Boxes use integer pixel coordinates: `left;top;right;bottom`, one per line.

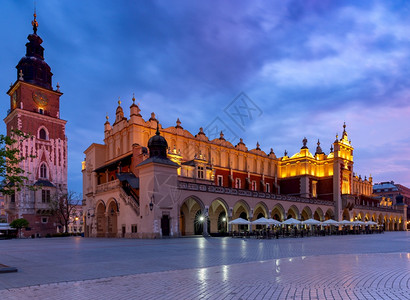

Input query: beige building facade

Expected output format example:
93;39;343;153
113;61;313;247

82;99;407;238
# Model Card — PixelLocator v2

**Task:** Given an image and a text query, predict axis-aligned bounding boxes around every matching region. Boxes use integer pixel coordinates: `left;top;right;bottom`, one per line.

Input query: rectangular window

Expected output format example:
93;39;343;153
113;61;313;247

11;194;15;203
197;166;204;179
235;178;241;189
252;181;257;191
131;224;138;233
266;183;270;193
217;175;223;186
42;190;51;203
42;217;48;224
312;180;317;198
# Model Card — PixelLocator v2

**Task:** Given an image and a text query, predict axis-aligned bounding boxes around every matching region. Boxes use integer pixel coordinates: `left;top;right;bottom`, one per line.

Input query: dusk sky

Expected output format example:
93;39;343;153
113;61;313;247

1;1;410;196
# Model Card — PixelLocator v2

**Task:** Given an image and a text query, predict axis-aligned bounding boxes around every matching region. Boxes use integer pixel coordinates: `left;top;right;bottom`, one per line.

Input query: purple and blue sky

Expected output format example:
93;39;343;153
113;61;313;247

1;1;410;195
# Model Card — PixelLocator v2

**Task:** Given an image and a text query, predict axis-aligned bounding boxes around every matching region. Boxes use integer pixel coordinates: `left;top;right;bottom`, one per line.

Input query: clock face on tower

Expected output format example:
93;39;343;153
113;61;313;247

32;91;49;107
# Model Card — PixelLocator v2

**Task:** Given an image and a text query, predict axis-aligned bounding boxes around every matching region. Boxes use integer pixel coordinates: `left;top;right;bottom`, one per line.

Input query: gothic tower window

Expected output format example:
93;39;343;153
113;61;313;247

39;128;48;140
40;163;48;179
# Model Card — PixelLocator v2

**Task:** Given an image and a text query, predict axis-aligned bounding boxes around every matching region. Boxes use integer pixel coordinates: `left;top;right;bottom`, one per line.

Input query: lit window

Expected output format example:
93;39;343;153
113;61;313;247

312;181;317;198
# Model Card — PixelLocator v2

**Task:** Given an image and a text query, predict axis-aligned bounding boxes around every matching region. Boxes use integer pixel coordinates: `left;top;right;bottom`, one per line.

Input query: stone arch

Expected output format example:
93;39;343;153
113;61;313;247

106;198;119;238
179;196;205;236
364;213;371;222
96;200;106;237
357;211;365;221
397;217;402;231
287;205;299;219
378;213;384;225
271;203;285;221
300;206;312;221
209;198;229;234
232;200;250;231
252;201;269;220
233;200;250;219
314;207;324;221
324;208;335;220
342;209;350;221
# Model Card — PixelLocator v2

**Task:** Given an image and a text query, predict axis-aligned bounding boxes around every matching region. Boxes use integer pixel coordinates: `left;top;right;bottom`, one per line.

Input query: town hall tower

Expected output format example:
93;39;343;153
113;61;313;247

4;13;67;236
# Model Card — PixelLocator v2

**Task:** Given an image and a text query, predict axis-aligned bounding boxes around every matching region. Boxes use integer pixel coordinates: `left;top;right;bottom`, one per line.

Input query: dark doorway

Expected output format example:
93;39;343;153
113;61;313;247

122;226;126;238
161;215;170;236
194;210;203;235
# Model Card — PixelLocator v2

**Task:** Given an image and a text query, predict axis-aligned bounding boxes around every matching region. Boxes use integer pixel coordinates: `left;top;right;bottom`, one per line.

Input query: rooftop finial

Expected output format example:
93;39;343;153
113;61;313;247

118;97;121;106
132;93;135;104
32;4;38;34
156;120;160;135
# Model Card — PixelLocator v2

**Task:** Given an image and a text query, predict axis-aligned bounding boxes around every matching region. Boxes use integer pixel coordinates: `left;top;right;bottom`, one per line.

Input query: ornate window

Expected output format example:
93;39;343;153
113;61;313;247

40;163;47;179
39;128;47;140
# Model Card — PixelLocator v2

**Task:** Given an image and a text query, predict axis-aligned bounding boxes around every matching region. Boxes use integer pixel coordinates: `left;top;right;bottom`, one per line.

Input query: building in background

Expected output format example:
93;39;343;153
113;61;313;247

373;181;410;229
82;100;407;238
67;205;84;234
0;194;7;223
3;14;67;237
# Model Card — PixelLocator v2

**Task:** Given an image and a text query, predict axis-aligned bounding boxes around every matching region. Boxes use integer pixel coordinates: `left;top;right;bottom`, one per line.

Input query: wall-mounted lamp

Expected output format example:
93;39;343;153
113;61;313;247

149;195;154;211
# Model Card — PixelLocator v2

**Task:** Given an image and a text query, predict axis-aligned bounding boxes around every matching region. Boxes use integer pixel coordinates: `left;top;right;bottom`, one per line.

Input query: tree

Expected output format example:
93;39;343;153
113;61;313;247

0;130;34;195
50;190;81;234
10;218;29;238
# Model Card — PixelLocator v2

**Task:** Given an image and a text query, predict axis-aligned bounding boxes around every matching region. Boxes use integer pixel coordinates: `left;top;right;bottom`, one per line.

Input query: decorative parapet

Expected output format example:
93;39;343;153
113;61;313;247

177;181;332;206
354;204;402;213
96;179;120;194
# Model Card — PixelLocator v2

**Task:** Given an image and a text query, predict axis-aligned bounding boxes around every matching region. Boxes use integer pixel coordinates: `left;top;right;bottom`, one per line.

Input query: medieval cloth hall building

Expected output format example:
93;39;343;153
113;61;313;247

3;15;68;237
3;15;406;238
82;99;407;238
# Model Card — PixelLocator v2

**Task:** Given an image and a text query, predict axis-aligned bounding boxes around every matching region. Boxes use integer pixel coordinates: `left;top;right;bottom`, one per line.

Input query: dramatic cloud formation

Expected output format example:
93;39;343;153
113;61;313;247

1;1;409;194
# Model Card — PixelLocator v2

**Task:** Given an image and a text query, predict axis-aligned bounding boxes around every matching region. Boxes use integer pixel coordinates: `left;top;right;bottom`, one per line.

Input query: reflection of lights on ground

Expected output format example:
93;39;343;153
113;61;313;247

197;268;207;283
222;265;228;281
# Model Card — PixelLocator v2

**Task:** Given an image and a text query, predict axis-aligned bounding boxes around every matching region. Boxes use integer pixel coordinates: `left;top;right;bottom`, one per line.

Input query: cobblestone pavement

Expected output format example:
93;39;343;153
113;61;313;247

0;232;409;299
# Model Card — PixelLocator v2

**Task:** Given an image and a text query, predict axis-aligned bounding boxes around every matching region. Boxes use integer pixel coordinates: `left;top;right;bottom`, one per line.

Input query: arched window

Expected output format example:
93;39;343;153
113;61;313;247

39;128;47;140
40;164;47;178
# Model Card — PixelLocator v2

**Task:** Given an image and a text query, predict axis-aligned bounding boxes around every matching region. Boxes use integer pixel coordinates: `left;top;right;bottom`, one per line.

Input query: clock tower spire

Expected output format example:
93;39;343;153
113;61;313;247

4;12;68;237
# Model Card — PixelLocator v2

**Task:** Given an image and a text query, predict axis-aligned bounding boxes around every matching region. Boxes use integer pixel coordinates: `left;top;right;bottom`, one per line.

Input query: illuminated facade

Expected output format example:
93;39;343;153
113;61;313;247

82;100;407;238
3;15;67;237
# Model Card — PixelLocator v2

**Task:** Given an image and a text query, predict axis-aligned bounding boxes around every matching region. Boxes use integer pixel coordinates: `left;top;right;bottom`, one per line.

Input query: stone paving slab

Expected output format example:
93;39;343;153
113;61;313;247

0;232;409;299
0;252;408;300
